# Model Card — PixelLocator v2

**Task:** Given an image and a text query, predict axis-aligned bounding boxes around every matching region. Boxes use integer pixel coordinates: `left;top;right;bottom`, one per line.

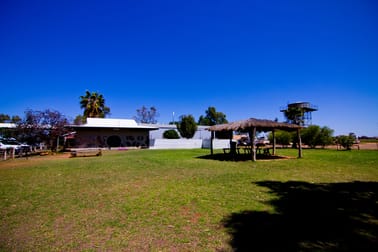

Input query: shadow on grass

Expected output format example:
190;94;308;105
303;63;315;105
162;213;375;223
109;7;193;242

197;153;290;162
222;181;378;251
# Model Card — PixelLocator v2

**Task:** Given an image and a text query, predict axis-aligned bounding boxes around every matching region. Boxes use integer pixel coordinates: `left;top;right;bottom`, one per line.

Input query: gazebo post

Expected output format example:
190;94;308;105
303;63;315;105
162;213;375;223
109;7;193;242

297;128;302;158
272;129;276;155
210;131;214;156
229;130;236;157
249;127;257;161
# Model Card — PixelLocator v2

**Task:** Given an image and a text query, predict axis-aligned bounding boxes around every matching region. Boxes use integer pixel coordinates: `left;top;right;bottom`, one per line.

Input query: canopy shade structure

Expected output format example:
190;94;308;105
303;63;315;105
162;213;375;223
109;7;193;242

208;118;302;132
207;118;303;161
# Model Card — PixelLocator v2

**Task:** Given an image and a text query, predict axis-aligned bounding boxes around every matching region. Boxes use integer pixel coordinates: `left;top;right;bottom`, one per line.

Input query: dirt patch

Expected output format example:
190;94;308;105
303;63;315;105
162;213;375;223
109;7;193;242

0;153;71;169
326;143;378;150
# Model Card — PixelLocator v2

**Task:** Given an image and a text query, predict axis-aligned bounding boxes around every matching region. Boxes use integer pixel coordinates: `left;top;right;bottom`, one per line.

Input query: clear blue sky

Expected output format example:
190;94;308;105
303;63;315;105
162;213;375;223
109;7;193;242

1;0;377;136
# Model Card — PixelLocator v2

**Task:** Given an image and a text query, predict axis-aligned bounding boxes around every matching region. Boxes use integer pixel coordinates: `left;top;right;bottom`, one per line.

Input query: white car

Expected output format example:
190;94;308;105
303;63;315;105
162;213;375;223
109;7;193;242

0;138;30;153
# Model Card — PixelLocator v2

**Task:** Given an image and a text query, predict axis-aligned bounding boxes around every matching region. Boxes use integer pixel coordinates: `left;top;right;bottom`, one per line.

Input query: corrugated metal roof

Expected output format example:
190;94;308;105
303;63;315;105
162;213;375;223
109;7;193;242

69;118;158;130
0;123;16;128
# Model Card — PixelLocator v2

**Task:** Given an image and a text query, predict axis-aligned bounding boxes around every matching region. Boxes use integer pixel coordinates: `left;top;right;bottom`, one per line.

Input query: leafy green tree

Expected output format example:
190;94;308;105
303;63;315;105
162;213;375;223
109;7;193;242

177;115;197;139
163;129;180;139
74;115;86;125
269;130;292;148
0;114;22;124
80;90;110;118
336;135;355;150
349;132;357;142
284;107;304;125
198;106;229;139
317;126;334;148
301;125;321;148
134;106;158;124
11;116;21;123
198;106;228;126
0;114;10;123
301;125;334;148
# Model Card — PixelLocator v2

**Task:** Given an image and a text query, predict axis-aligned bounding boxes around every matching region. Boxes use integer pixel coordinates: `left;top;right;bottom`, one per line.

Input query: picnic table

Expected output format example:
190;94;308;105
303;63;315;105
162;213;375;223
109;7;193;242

223;140;239;155
257;146;272;155
223;144;272;156
70;148;102;158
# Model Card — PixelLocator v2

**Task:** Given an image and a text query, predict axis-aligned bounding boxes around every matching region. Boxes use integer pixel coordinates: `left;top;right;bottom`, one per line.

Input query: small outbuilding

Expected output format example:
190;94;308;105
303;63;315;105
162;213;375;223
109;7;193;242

208;118;303;161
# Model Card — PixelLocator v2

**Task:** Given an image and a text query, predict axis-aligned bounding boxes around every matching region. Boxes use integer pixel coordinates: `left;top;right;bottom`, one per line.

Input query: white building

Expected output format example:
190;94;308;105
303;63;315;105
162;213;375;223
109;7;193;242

66;118;229;149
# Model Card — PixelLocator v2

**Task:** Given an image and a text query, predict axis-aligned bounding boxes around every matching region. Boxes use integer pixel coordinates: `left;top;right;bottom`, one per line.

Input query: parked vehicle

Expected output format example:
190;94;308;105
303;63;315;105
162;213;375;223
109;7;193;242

256;137;270;145
0;138;30;154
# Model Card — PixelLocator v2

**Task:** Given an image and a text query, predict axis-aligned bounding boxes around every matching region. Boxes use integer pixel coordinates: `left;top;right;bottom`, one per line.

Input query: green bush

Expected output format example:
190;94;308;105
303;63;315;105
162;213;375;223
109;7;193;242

163;129;180;139
301;125;334;149
269;130;292;148
177;115;197;139
336;135;355;150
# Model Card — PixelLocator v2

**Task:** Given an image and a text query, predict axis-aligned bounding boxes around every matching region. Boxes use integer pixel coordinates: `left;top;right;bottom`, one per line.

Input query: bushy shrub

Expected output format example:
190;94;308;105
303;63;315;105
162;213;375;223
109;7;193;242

269;130;292;148
177;115;197;139
336;135;355;150
163;129;180;139
301;125;334;148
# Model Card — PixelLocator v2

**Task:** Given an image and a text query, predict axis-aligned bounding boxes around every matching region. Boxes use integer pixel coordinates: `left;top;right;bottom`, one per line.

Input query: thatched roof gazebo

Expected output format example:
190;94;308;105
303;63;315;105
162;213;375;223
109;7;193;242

208;118;303;161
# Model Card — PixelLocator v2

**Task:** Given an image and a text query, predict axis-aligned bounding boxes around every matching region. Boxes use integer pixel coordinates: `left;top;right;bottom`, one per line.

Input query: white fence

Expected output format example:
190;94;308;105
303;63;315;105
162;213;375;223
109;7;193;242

150;139;202;149
150;139;230;149
0;148;16;161
202;139;230;149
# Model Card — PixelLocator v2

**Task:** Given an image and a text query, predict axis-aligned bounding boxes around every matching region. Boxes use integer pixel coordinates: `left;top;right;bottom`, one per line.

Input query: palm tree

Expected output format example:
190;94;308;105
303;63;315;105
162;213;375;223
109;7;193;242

80;90;110;118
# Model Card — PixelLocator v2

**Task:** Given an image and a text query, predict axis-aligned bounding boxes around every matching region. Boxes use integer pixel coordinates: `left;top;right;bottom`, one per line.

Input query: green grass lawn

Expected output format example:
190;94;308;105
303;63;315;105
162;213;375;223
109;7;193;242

1;149;377;251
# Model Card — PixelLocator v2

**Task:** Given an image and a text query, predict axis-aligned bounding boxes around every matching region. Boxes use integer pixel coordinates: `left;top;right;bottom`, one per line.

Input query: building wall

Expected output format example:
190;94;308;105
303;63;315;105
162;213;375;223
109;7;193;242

148;124;230;149
149;124;211;140
70;125;224;150
73;128;150;148
149;139;203;149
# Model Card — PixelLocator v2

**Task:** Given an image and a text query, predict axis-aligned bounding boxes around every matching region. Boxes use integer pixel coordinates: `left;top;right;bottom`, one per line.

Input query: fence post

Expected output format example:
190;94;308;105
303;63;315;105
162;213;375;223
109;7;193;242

11;148;15;159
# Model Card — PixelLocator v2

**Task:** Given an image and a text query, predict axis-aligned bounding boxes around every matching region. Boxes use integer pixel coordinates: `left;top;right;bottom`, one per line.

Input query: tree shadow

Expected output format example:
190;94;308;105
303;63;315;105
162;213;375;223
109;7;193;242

197;153;289;162
222;181;378;251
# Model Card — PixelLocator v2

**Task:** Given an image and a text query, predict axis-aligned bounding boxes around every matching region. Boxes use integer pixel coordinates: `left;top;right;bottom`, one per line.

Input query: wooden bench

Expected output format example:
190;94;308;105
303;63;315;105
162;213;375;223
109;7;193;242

238;145;251;154
238;145;272;155
70;149;102;158
223;147;240;155
257;147;272;155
